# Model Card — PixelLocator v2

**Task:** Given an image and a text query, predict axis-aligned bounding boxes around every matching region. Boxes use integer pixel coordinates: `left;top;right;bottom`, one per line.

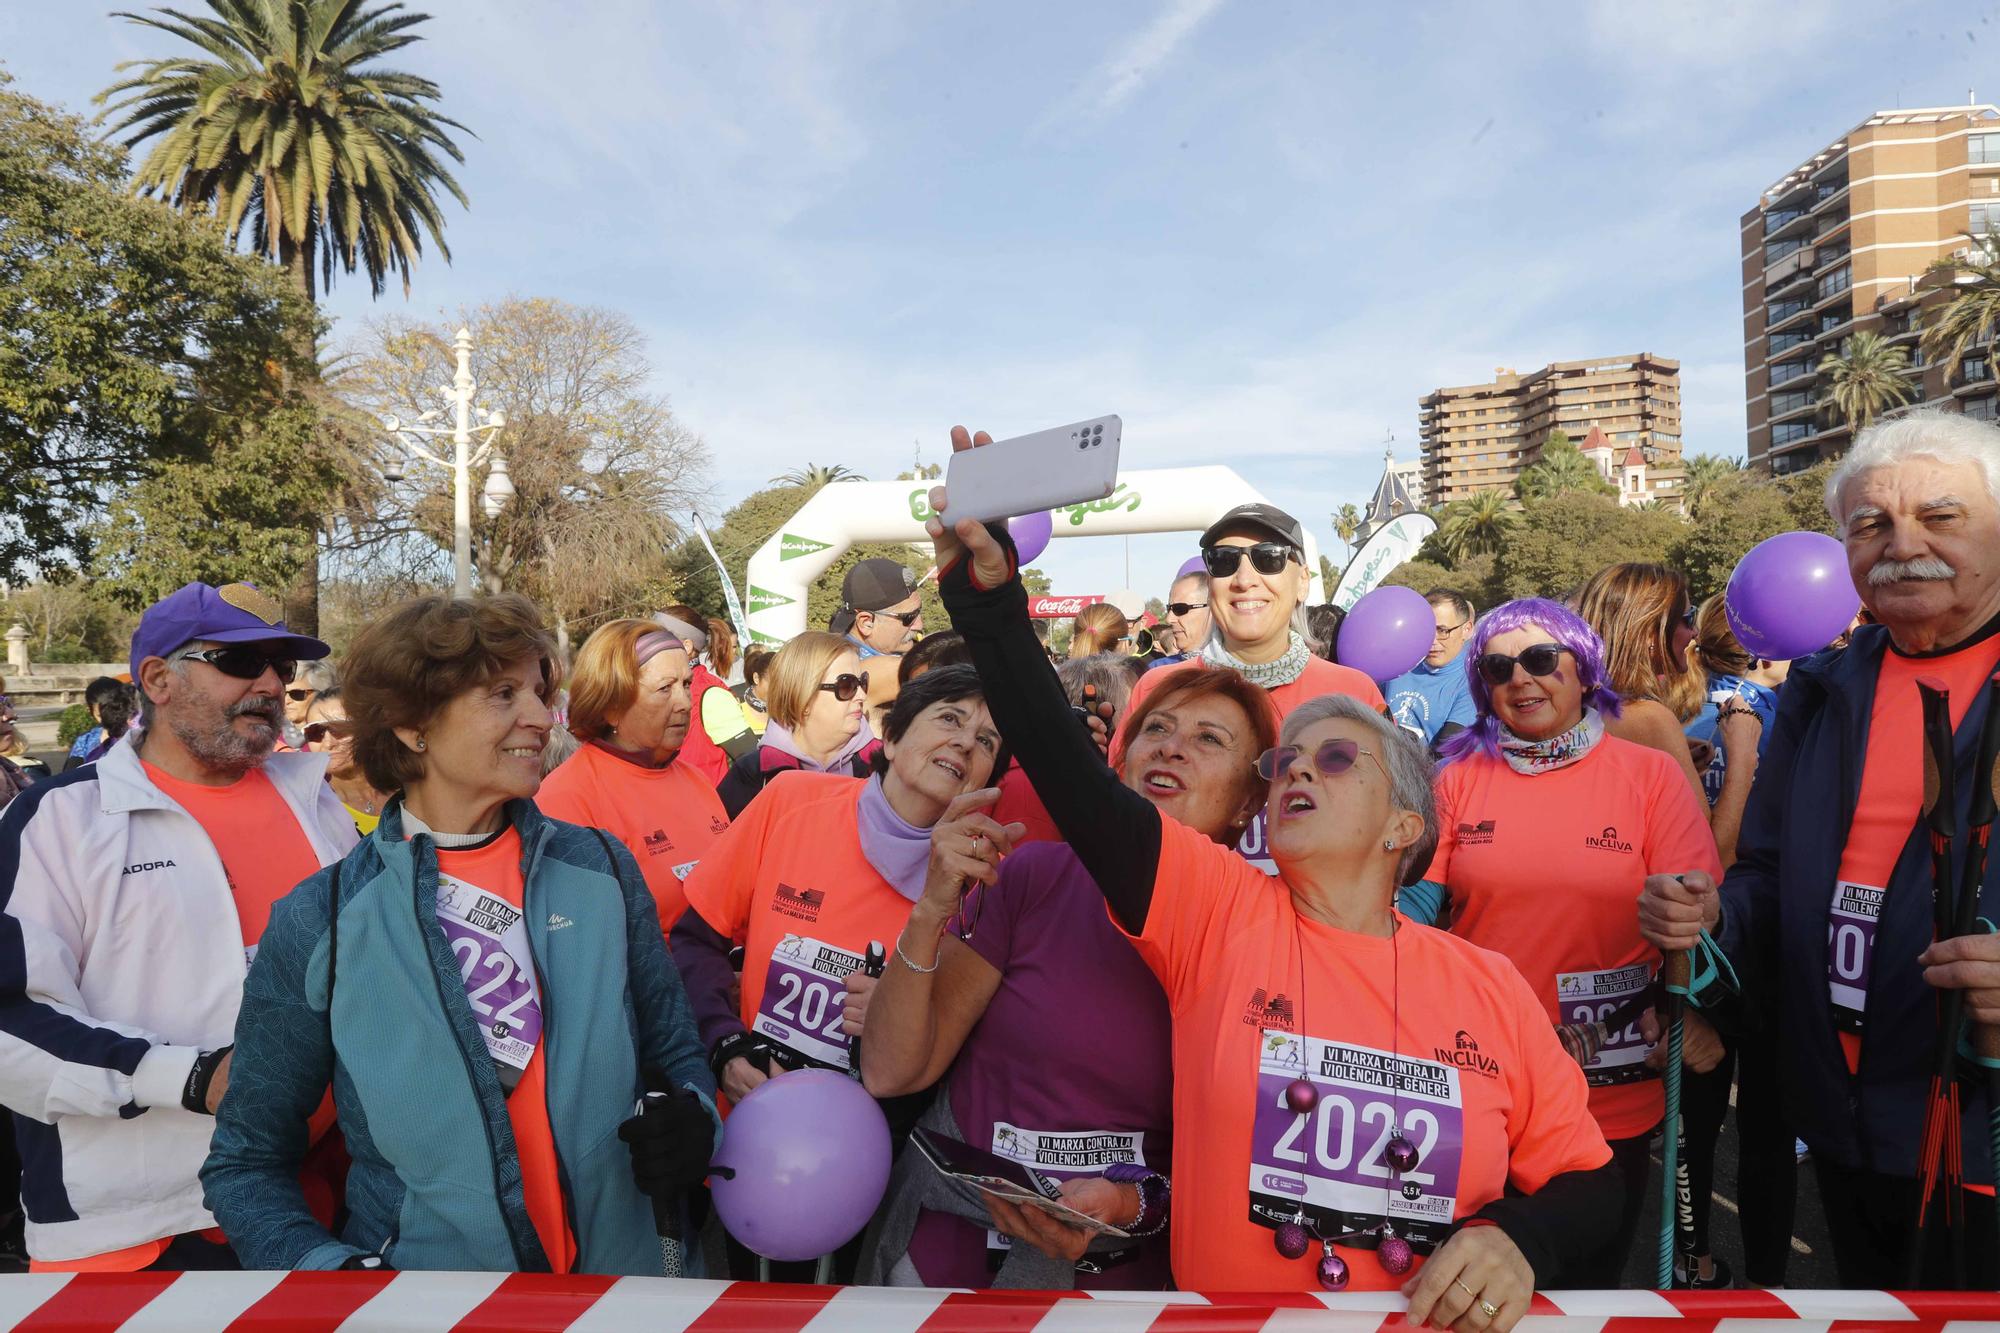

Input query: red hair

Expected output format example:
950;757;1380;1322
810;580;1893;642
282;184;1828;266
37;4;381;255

1116;664;1276;842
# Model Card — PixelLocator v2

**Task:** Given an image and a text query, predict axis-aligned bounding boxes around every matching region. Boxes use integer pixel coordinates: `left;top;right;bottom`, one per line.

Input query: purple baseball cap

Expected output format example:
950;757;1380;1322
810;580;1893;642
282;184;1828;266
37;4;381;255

1175;555;1206;581
129;582;332;678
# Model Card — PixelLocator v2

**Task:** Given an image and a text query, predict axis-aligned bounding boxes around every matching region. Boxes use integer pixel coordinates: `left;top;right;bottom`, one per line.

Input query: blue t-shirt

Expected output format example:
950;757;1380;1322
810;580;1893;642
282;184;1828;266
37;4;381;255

1683;673;1780;807
66;726;104;760
1384;656;1477;743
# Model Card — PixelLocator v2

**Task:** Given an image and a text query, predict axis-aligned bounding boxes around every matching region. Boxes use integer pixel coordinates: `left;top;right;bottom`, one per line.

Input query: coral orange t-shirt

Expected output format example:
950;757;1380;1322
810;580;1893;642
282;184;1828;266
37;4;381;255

1428;738;1722;1142
1117;656;1385;874
433;829;575;1274
143;761;321;960
681;774;915;1075
1124;816;1610;1292
1831;637;2000;1073
535;741;731;931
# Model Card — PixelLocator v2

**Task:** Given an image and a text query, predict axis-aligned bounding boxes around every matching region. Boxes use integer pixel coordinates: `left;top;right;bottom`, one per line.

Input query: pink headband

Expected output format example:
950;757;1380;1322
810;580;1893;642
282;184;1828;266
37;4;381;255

635;631;684;667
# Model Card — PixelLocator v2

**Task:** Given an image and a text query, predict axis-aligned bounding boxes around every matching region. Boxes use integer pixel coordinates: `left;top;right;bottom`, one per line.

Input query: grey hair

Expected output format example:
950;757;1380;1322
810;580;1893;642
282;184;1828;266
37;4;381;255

134;657;189;743
540;722;581;776
294;660;339;694
1057;653;1135;715
1279;693;1438;886
1825;409;2000;534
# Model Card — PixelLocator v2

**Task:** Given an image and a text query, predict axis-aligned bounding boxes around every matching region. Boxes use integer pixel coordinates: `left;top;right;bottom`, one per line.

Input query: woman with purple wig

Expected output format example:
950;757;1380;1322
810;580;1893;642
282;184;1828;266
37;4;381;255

1399;597;1722;1287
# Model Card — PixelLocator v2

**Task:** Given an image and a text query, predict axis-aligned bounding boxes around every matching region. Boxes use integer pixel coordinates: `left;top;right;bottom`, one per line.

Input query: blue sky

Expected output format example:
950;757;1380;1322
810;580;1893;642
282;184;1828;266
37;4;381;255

2;0;1993;601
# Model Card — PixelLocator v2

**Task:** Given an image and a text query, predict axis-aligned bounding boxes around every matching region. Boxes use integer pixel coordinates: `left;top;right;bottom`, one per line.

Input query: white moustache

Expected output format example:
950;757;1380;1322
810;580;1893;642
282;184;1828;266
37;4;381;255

1866;557;1956;587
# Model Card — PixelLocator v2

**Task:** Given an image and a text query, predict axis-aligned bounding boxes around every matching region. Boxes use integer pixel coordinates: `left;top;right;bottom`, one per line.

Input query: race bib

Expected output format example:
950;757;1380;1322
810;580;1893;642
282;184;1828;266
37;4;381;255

753;934;861;1069
436;874;543;1076
1235;811;1281;877
1827;880;1883;1032
984;1124;1147;1252
1555;963;1656;1086
1248;1032;1464;1250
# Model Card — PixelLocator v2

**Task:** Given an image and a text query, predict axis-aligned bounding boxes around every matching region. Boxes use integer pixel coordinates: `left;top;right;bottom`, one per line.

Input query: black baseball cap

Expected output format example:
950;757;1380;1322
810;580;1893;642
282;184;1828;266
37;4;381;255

1200;503;1305;553
842;558;918;612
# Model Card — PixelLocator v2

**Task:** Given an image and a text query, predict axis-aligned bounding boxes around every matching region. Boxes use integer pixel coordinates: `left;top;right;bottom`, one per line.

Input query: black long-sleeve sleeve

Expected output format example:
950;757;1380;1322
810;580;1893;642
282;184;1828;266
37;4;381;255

1468;1157;1625;1287
667;908;745;1052
940;542;1164;933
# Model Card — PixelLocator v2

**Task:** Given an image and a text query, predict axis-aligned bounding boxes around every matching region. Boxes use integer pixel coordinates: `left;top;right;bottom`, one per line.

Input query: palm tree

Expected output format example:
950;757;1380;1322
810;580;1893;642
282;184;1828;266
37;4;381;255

1515;439;1614;501
1818;331;1916;431
1920;231;2000;383
1332;503;1363;559
1681;453;1743;519
98;0;470;302
770;463;865;490
1438;490;1517;561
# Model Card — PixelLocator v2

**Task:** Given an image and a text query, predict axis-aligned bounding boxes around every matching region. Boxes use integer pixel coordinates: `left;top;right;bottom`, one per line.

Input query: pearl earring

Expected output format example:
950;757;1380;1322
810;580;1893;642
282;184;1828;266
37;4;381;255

1383;839;1396;851
415;737;427;752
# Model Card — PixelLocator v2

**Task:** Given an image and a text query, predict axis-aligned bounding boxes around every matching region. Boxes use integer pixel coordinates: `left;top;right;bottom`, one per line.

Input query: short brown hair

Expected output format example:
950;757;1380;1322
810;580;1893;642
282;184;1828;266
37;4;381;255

567;619;677;743
764;631;857;729
344;594;560;793
1119;664;1276;848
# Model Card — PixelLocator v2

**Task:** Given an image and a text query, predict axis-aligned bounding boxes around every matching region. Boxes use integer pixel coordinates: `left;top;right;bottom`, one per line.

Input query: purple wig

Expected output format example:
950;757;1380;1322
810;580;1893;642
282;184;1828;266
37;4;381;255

1437;597;1623;767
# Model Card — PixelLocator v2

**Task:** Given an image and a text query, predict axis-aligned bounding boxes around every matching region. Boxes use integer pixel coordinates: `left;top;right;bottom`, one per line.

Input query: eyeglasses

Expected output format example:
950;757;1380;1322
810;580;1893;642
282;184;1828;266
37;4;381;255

1201;543;1298;579
1680;604;1697;629
302;720;353;746
1254;738;1387;783
868;608;921;628
1433;620;1469;640
1474;642;1571;687
174;646;297;682
286;688;317;703
1166;601;1209;617
818;671;871;702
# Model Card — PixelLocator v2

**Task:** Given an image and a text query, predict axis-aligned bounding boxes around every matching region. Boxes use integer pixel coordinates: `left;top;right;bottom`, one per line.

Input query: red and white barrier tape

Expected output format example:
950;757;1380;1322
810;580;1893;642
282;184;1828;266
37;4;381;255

0;1275;1993;1331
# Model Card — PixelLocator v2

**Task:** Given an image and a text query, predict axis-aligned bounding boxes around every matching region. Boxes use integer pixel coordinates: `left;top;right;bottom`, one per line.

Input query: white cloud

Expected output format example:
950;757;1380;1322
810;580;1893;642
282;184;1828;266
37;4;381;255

1037;0;1227;132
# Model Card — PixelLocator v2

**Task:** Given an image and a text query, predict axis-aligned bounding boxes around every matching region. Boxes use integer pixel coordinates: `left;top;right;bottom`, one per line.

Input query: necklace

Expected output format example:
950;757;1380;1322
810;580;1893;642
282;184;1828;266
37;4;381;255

1272;896;1419;1290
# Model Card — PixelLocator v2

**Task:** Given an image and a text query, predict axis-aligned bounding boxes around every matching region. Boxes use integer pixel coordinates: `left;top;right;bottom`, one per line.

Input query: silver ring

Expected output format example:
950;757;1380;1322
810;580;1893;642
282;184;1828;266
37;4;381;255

1480;1298;1500;1319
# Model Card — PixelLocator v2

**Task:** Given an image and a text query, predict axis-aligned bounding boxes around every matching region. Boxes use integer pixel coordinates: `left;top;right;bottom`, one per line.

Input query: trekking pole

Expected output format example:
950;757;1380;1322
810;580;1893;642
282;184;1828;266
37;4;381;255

636;1090;684;1278
1908;677;1959;1287
1657;947;1691;1290
1954;672;2000;1287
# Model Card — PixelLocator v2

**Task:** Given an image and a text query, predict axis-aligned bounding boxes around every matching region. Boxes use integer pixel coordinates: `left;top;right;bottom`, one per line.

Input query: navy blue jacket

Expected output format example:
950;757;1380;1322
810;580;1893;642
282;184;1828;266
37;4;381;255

1718;622;1999;1179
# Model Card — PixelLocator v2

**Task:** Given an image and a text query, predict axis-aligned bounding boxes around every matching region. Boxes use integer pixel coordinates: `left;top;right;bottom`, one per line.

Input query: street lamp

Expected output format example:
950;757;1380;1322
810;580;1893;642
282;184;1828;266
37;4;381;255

380;326;512;597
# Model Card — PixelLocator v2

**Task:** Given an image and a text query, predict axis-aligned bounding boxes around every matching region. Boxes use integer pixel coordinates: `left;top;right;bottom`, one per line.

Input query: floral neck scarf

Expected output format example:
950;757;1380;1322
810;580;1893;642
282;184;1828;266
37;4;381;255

1498;708;1604;775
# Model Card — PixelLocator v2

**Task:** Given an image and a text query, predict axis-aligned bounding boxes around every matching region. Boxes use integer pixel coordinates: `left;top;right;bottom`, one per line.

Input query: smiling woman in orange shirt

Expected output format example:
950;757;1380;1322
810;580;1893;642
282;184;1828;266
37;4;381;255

928;430;1618;1330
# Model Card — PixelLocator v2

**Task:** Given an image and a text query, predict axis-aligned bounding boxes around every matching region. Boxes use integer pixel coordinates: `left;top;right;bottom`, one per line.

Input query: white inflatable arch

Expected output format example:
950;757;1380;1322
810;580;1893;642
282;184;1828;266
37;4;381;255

743;467;1324;643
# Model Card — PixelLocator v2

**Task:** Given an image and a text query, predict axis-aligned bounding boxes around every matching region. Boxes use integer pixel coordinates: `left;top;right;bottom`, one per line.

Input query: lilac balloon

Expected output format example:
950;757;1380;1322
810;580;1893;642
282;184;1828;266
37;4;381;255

1176;555;1207;581
1336;585;1434;682
709;1069;891;1261
1724;530;1859;661
1009;510;1054;564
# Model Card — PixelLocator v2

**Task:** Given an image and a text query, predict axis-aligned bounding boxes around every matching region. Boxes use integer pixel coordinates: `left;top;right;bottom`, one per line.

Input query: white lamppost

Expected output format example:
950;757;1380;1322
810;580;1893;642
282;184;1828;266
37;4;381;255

380;326;514;597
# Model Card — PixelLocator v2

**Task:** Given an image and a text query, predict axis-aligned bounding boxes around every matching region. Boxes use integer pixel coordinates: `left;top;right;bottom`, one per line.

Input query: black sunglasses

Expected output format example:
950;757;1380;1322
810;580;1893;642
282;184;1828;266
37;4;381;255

1166;600;1209;616
286;688;317;702
1254;738;1386;782
818;671;871;702
1474;642;1571;687
176;646;297;682
1202;543;1298;578
302;719;353;745
868;608;921;627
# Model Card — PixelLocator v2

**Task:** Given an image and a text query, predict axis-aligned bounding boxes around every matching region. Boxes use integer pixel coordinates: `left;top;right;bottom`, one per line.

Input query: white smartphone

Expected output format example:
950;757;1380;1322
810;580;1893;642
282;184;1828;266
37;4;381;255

937;415;1122;527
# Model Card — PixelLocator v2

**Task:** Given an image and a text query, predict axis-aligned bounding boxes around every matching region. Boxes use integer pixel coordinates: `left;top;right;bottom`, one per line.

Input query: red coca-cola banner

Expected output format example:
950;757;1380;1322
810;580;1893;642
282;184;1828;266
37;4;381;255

1028;595;1105;618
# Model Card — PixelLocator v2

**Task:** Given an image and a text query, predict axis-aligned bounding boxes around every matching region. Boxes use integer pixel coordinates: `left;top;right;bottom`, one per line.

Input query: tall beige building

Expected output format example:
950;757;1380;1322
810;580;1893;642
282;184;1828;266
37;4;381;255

1742;103;2000;473
1417;355;1684;506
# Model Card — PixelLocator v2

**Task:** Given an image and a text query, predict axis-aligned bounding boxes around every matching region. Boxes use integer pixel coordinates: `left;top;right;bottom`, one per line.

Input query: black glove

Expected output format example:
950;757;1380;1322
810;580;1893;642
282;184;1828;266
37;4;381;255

617;1085;715;1199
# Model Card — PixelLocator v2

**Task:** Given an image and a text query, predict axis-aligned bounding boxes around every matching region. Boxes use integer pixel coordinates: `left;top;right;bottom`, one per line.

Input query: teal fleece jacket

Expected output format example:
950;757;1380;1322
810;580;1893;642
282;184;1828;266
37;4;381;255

201;798;717;1272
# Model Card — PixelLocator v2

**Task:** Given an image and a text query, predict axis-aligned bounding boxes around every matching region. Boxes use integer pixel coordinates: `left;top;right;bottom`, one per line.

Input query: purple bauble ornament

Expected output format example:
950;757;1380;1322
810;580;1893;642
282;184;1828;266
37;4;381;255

1317;1248;1350;1291
1274;1221;1311;1260
1285;1077;1319;1114
1378;1232;1414;1276
1383;1133;1419;1173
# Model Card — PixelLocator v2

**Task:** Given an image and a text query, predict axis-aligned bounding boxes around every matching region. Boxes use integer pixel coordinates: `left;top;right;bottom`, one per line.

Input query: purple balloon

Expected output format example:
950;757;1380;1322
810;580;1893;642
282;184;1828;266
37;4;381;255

1008;510;1054;564
1336;585;1434;682
1725;530;1859;661
1176;555;1207;581
709;1069;891;1261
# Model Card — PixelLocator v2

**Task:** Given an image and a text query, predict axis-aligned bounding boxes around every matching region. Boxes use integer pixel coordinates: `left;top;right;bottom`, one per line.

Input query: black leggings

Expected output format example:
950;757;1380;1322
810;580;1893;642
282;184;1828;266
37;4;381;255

1680;1046;1736;1257
1732;1026;1799;1286
1558;1130;1654;1288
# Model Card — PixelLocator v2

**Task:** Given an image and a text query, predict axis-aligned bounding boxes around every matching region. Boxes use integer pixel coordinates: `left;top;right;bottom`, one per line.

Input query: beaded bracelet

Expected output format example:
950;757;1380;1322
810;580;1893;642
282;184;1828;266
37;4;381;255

1102;1163;1170;1237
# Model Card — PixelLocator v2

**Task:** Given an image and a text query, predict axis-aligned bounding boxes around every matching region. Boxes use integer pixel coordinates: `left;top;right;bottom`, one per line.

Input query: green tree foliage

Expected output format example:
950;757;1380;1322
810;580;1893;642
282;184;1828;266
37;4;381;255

57;704;97;749
1332;503;1362;557
98;0;470;301
1664;473;1796;602
1437;490;1518;561
771;462;864;488
1680;453;1743;519
1818;331;1915;430
0;71;312;578
1495;492;1685;601
1380;552;1500;612
1921;232;2000;379
1515;435;1617;501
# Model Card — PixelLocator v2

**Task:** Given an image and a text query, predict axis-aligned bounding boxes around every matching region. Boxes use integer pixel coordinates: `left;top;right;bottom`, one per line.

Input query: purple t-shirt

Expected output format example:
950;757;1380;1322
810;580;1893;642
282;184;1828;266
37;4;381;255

905;843;1174;1290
